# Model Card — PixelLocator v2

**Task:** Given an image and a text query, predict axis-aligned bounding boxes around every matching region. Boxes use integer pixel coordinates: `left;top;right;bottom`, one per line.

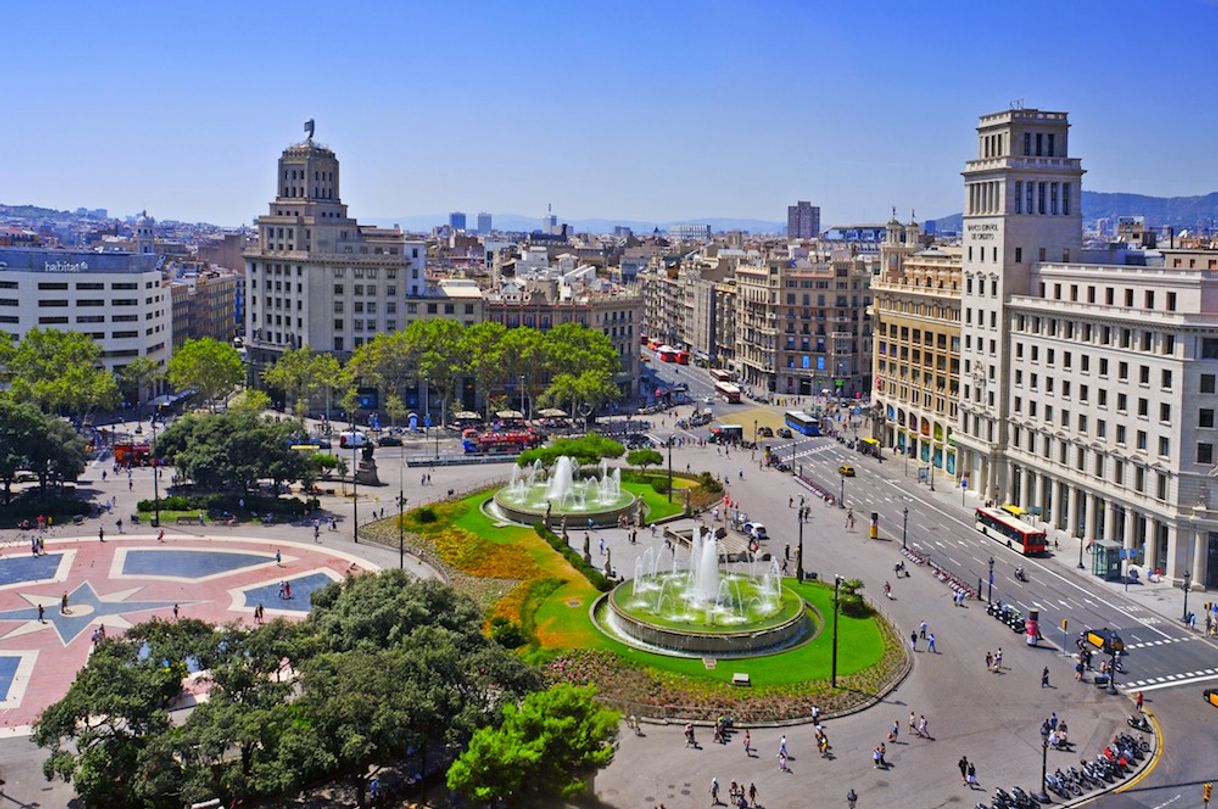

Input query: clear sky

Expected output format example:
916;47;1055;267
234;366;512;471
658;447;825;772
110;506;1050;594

3;0;1217;227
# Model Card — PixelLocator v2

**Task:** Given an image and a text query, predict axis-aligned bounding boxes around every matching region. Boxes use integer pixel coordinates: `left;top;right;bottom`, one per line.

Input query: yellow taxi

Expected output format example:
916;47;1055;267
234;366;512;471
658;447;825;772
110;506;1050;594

838;464;856;477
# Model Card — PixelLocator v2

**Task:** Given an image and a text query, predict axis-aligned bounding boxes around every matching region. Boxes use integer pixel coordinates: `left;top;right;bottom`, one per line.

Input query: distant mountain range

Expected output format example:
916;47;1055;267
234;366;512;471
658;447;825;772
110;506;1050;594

367;213;786;235
930;190;1218;234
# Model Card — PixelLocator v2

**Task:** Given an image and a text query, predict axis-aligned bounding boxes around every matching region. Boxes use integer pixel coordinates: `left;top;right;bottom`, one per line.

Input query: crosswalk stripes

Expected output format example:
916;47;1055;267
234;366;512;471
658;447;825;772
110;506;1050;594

1123;635;1198;650
1122;667;1218;689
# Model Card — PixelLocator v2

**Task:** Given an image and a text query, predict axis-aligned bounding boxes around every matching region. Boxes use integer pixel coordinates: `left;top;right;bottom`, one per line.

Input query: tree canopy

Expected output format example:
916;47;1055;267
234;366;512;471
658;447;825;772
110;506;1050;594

0;399;86;502
34;571;545;809
4;328;120;418
167;337;243;408
446;683;619;805
517;433;624;468
152;410;307;492
261;346;340;418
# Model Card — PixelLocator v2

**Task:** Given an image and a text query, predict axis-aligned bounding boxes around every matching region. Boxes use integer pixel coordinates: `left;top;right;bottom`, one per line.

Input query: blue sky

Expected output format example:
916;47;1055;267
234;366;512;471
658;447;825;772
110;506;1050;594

3;0;1217;227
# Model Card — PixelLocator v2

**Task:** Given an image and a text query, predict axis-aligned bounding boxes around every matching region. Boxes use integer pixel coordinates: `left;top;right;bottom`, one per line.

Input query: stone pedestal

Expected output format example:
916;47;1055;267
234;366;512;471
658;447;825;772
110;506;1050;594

356;459;381;485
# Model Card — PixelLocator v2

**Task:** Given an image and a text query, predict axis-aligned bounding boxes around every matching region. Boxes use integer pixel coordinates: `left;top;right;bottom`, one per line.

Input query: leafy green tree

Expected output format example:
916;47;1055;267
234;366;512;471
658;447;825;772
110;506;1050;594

0;400;86;500
544;322;620;379
517;433;624;468
500;327;547;418
346;330;418;407
5;328;120;419
262;346;340;419
117;356;163;419
626;448;664;473
153;410;307;492
542;369;620;422
408;319;468;427
228;387;272;414
446;684;619;805
459;322;507;417
167;337;243;409
384;392;408;429
32;639;186;809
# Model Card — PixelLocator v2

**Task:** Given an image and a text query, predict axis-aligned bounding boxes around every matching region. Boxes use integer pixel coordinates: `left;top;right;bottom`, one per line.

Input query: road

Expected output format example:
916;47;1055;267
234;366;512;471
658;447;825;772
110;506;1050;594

644;352;1218;809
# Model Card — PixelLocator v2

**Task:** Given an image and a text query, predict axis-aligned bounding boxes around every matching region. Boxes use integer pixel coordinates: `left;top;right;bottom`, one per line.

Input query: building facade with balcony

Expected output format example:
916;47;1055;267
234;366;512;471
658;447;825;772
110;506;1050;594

735;256;872;396
872;224;962;478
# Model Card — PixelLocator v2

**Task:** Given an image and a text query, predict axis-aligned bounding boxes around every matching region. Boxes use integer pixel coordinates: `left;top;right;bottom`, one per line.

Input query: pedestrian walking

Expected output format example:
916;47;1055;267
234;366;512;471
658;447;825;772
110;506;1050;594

284;580;292;599
958;756;969;785
967;761;977;788
847;788;858;809
116;518;123;533
985;650;993;670
157;529;165;542
1041;666;1050;688
994;647;1003;671
173;603;179;620
1136;690;1144;711
778;734;787;758
743;729;751;755
888;719;899;742
918;620;927;639
910;631;918;651
918;714;929;738
709;777;720;806
60;592;69;615
129;478;133;491
98;526;105;543
37;603;44;623
275;549;282;566
908;711;917;735
872;746;882;768
748;783;757;808
927;632;937;653
778;751;789;772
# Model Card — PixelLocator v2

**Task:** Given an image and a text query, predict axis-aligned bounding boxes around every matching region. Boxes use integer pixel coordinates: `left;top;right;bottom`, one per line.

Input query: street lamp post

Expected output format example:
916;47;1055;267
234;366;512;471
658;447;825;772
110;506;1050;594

753;419;758;445
901;503;909;550
398;442;405;569
666;435;673;504
351;441;359;544
839;473;845;509
151;417;160;528
987;556;995;603
1182;569;1192;623
1036;724;1051;803
831;574;842;687
929;458;935;491
1078;529;1086;569
796;495;806;582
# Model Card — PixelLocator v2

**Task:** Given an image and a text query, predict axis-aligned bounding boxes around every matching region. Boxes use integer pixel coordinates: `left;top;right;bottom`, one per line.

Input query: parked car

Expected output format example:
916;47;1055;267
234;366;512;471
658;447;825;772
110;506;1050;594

777;427;793;438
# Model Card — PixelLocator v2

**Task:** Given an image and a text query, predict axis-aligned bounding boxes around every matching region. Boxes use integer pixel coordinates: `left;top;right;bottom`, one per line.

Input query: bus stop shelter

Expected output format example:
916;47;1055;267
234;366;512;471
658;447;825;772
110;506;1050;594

1091;539;1123;581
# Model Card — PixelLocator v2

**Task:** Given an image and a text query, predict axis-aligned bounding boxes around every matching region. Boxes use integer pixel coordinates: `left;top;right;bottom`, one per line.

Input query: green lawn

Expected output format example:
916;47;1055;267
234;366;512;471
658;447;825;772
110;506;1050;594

537;579;886;687
620;477;691;522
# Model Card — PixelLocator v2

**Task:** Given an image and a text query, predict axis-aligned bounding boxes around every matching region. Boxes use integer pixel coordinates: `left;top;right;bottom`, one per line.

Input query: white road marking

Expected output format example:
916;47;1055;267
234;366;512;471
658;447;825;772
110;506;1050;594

1129;671;1218;693
1150;794;1181;809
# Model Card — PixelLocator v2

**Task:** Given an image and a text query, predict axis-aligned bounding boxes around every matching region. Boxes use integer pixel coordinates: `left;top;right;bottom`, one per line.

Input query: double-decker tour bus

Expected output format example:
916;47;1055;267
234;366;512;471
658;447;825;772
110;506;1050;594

784;410;821;437
974;506;1047;555
656;345;679;362
714;381;742;403
461;429;544;455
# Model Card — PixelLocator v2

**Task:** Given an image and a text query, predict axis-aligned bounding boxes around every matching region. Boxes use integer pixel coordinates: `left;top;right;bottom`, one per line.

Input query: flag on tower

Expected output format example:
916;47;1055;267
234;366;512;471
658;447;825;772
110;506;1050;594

304;119;315;139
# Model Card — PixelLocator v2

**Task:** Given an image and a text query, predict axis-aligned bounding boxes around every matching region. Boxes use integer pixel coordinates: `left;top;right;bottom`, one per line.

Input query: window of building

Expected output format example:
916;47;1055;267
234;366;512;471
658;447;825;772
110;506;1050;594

1200;444;1215;465
1160;403;1171;422
1158;437;1169;457
1138;398;1148;417
1203;409;1216;428
1116;425;1127;444
1136;430;1147;450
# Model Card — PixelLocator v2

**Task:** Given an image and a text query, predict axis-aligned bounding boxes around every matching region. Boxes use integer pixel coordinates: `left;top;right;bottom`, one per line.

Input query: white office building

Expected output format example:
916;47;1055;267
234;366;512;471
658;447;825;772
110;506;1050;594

0;246;171;375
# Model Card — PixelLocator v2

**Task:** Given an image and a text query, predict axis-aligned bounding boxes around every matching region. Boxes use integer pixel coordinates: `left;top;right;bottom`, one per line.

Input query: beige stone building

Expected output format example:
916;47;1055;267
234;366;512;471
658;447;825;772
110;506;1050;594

872;221;962;478
735;256;872;397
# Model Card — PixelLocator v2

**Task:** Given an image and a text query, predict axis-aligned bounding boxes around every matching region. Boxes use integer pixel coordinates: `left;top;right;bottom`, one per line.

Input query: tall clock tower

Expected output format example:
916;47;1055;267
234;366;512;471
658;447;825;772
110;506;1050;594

954;107;1084;501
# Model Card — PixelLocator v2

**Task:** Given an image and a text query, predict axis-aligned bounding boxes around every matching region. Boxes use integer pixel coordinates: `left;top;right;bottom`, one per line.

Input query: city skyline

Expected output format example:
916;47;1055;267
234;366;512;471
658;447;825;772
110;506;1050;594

3;0;1218;227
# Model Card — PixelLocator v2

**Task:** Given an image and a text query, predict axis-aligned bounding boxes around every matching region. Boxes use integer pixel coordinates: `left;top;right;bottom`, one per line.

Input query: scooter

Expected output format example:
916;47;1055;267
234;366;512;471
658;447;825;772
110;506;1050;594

1127;714;1152;733
1014;566;1028;583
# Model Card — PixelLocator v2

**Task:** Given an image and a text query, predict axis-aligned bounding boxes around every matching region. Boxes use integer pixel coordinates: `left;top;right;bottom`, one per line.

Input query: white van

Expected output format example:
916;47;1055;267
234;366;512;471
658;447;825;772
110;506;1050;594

339;431;368;449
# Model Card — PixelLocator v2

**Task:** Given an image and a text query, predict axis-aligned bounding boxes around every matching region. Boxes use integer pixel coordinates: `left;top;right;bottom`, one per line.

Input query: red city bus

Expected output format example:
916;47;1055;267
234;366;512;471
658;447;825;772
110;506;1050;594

656;345;679;362
674;349;690;365
461;429;543;455
714;381;742;403
974;507;1047;555
709;368;732;383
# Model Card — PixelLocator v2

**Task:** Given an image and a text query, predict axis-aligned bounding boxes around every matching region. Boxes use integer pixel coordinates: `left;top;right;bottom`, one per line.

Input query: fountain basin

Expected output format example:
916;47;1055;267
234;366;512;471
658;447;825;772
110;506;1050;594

597;578;811;656
490;489;638;528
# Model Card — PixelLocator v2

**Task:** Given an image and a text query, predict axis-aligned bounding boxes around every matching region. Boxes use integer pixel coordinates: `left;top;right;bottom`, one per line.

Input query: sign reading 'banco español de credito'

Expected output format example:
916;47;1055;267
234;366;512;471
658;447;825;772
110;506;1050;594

967;223;998;241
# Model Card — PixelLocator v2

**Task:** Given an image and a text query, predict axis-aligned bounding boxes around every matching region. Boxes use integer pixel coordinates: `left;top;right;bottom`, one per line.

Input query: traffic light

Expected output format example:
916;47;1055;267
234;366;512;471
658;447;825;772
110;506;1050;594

1204;782;1212;804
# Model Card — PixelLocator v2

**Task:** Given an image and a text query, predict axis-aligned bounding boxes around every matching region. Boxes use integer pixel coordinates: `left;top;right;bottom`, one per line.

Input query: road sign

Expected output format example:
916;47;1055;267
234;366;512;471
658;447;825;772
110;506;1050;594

1060;618;1068;631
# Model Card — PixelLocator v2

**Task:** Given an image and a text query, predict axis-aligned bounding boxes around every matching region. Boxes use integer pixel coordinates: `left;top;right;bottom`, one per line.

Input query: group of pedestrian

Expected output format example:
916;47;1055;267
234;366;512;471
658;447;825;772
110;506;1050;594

908;626;938;653
958;755;979;788
708;778;758;808
277;580;293;600
906;710;931;739
984;646;1004;672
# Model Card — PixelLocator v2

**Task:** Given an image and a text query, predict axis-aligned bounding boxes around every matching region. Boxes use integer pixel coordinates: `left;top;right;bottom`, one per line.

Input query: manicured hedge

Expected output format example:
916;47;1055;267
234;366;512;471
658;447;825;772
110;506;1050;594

534;523;612;592
137;493;316;516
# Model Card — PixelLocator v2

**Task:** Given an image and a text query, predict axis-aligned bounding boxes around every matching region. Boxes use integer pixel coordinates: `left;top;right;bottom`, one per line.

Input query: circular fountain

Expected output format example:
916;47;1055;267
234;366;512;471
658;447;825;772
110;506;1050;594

593;527;812;657
490;457;639;528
